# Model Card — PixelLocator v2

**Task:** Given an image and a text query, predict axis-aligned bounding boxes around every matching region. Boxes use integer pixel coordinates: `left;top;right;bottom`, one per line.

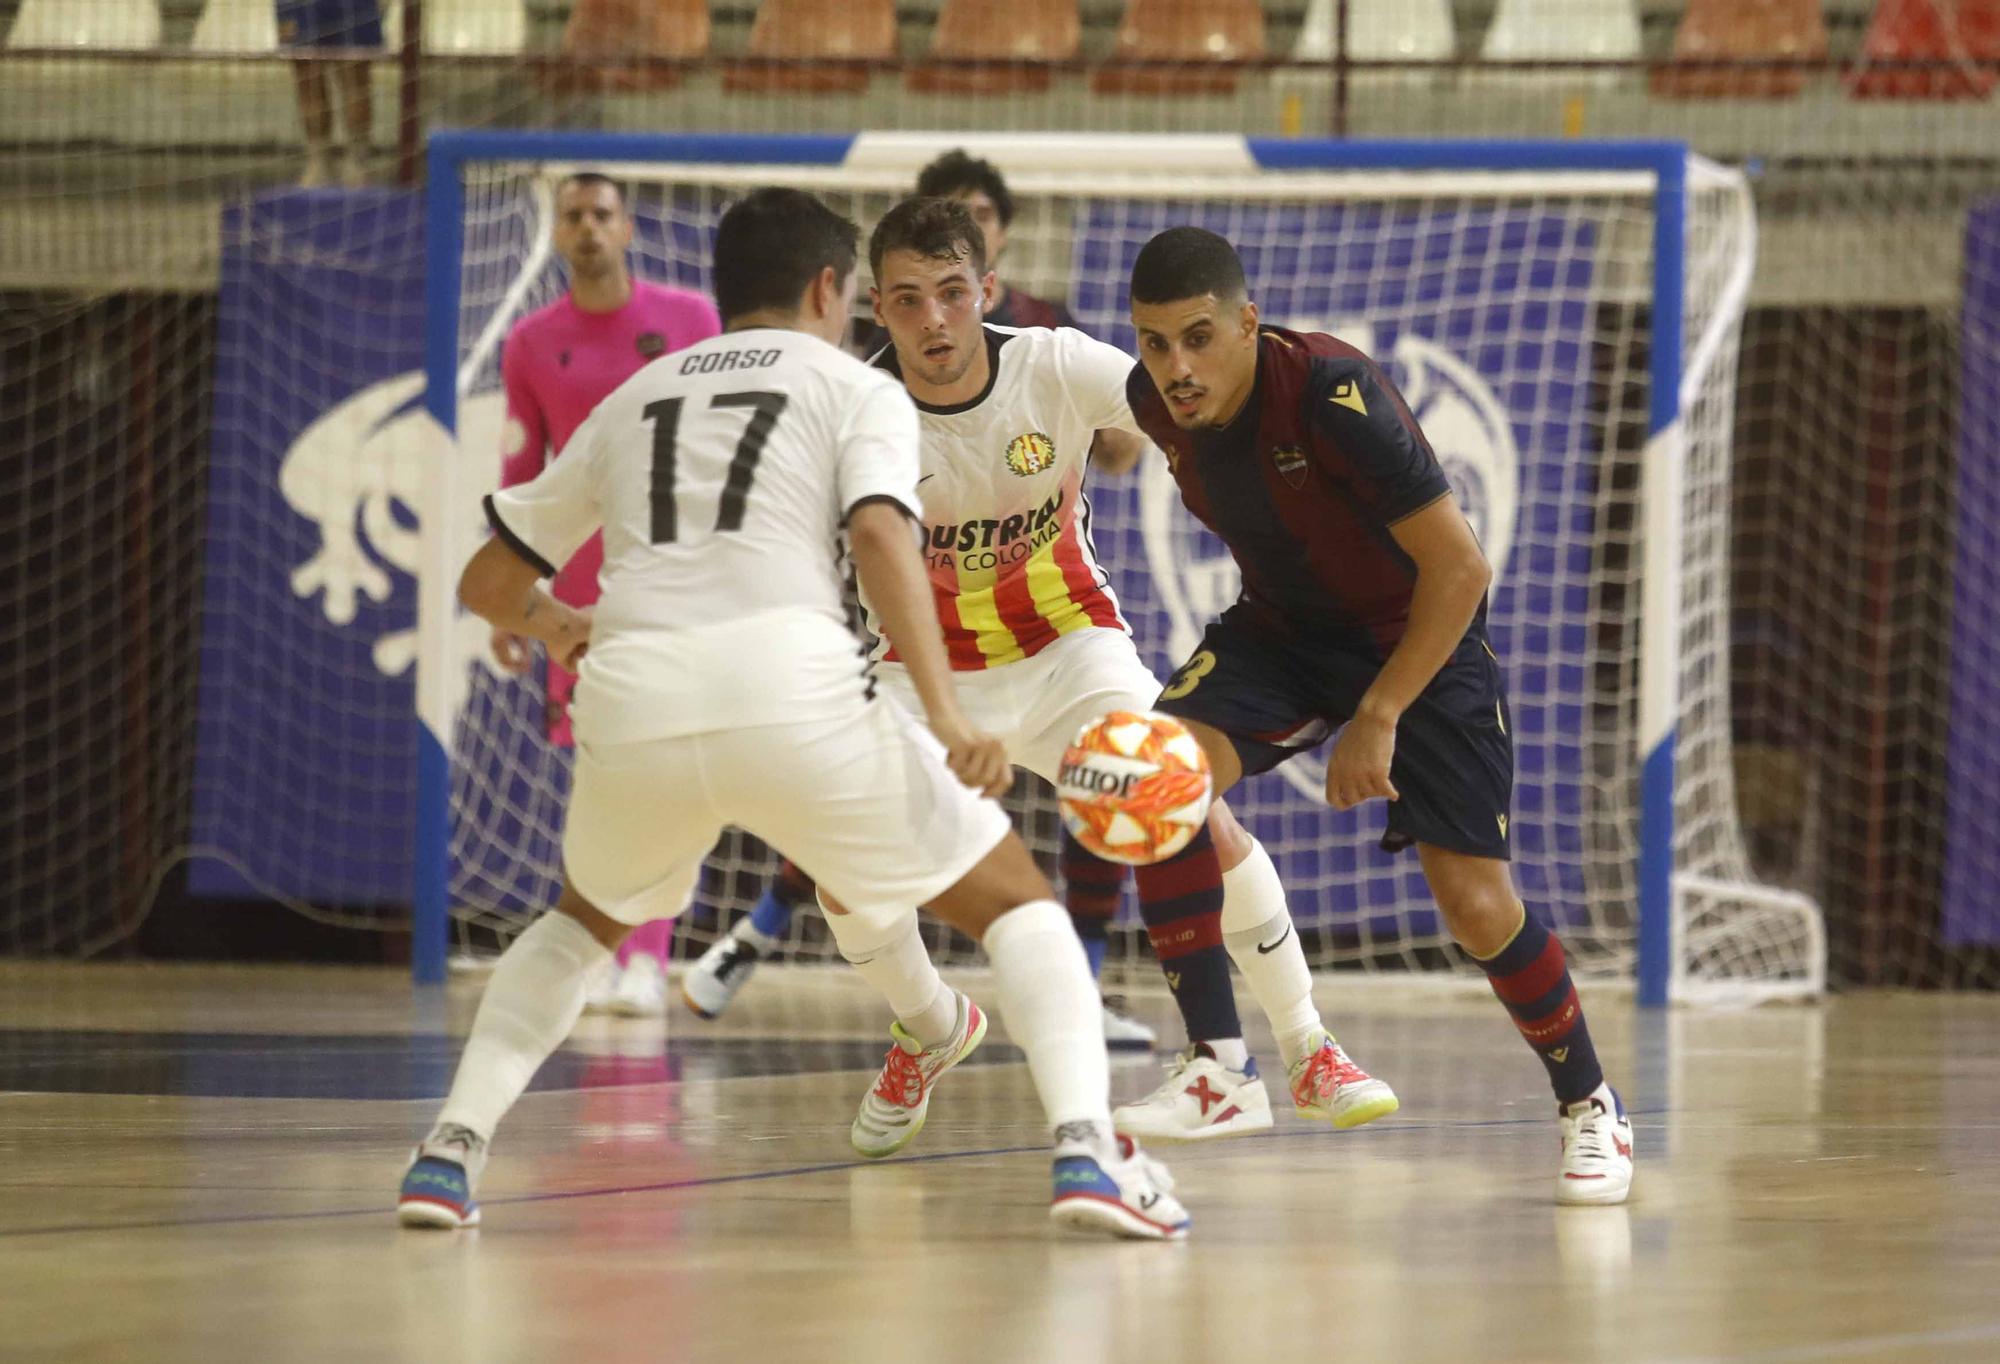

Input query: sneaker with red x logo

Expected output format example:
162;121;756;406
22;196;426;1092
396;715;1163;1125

1111;1043;1273;1142
1557;1083;1633;1205
1288;1030;1400;1130
850;992;987;1159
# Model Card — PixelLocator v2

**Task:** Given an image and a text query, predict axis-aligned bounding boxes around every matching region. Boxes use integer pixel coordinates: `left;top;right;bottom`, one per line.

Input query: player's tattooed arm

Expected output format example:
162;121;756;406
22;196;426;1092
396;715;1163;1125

458;536;593;672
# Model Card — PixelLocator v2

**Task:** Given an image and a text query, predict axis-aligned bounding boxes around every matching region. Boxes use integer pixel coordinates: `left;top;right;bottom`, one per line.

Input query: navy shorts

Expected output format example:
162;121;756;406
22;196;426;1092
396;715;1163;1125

1155;606;1514;860
276;0;383;48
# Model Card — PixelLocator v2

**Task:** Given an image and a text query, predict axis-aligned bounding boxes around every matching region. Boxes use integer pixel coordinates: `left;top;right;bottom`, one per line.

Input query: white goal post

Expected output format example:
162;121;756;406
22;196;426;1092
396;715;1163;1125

415;129;1825;1008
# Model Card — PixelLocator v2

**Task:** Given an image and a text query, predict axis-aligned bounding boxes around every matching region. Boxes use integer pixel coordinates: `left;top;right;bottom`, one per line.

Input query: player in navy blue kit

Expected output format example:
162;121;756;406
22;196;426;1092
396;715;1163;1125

1125;227;1634;1205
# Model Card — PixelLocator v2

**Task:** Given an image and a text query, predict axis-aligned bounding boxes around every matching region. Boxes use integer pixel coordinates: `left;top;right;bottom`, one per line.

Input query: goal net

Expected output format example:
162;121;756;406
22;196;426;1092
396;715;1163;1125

424;131;1822;1005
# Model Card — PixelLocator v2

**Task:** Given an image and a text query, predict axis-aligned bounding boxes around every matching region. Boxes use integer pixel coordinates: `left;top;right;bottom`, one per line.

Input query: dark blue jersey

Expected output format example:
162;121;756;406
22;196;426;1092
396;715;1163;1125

1128;325;1475;658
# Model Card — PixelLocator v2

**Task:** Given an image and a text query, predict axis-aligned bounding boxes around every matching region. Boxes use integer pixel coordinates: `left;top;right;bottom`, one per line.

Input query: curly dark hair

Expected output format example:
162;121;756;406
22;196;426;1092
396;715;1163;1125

867;196;988;283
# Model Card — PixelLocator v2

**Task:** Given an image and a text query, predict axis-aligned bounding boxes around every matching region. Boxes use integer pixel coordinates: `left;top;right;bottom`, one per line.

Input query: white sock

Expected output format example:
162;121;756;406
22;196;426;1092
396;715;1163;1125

1203;1037;1252;1072
434;909;610;1142
1221;839;1323;1068
982;899;1112;1142
824;906;958;1049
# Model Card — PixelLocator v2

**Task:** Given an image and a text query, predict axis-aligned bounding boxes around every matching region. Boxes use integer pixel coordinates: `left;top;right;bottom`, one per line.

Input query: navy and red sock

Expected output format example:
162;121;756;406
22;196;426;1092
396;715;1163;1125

1475;910;1604;1104
1134;825;1241;1046
1061;829;1125;978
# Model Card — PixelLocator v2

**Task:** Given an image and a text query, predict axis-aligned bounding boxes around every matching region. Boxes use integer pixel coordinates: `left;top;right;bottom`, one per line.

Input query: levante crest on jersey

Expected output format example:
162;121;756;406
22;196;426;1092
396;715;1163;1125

1271;445;1308;488
1004;431;1058;477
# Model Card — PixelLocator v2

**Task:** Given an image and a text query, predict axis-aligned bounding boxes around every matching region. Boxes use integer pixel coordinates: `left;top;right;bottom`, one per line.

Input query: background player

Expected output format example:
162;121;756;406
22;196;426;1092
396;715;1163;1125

398;187;1185;1241
767;197;1393;1152
1125;227;1634;1205
493;171;720;1018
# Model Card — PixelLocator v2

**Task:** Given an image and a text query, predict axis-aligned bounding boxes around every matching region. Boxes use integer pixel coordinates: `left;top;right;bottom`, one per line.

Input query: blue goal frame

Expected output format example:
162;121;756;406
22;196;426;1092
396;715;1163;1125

418;130;1692;1008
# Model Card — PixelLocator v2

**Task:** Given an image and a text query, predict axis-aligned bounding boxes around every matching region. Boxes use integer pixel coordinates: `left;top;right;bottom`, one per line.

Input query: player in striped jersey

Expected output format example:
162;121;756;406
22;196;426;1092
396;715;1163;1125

809;196;1399;1152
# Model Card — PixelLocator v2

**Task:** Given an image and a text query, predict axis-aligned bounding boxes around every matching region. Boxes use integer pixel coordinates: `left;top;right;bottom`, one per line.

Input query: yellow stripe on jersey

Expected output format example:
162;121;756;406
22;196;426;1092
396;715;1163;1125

954;583;1028;666
1024;537;1095;638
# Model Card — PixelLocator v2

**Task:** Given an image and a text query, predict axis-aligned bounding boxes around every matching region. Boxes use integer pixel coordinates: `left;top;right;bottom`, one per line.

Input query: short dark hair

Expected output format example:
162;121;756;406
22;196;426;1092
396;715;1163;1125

712;187;860;323
914;149;1015;227
1130;226;1248;306
868;196;988;283
557;171;625;205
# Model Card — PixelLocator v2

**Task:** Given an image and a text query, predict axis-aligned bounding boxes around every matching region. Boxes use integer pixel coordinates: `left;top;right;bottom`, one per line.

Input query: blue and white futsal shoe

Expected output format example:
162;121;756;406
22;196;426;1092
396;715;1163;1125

397;1125;486;1229
1050;1129;1190;1241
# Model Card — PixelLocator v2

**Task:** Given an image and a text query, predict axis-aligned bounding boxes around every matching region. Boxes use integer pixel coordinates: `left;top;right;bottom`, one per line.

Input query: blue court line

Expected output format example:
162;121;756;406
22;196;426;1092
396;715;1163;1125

0;1105;1662;1243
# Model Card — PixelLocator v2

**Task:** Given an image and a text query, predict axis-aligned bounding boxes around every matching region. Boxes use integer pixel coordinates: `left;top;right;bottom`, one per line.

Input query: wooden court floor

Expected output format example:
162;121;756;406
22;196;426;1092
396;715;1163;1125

2;962;1998;1364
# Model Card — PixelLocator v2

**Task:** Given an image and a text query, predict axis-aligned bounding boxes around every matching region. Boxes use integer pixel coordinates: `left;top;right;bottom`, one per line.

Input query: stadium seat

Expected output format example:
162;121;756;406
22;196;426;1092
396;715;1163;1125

1652;0;1827;99
192;0;277;52
724;0;896;94
563;0;709;90
908;0;1079;96
1479;0;1642;62
1848;0;2000;99
1292;0;1453;67
1092;0;1266;96
7;0;161;48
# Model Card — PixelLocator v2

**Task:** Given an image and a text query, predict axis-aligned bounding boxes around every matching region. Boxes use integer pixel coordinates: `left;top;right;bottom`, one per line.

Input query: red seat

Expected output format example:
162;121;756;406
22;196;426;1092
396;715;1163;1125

562;0;708;91
724;0;895;94
1652;0;1827;99
908;0;1079;95
1091;0;1265;97
1848;0;2000;100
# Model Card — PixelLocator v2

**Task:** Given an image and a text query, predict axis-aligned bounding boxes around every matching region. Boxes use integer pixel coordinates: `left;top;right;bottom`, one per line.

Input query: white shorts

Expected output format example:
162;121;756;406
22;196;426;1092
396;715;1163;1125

562;696;1012;942
873;627;1162;785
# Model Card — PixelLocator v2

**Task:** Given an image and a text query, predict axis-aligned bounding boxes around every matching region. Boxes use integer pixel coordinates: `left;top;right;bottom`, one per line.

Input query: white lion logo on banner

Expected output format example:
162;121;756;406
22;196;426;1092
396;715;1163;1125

279;372;509;715
1141;322;1519;801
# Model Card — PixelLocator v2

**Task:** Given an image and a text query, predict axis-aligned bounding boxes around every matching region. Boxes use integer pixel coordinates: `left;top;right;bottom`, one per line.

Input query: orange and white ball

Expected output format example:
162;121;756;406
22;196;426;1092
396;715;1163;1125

1056;710;1214;866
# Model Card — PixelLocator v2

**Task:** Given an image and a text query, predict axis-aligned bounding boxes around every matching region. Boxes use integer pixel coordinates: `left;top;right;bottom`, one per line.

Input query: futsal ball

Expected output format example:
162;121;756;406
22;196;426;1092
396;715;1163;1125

1056;710;1214;866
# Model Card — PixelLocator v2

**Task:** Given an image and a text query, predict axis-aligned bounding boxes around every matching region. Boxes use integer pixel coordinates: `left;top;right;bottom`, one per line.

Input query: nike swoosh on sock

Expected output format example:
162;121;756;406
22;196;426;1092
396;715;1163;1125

1255;924;1293;955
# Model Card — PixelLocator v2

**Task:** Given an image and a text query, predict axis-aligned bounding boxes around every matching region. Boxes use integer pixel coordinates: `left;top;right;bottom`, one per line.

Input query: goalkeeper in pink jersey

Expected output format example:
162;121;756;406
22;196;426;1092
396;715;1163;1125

493;171;721;1016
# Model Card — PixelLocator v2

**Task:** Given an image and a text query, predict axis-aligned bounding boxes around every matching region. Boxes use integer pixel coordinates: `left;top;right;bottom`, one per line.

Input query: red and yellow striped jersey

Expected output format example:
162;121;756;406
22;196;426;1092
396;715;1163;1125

867;326;1140;669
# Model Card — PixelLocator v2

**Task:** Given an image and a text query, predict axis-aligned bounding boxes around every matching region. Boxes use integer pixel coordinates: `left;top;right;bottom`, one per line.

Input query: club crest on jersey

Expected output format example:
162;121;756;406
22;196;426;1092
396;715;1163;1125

1270;445;1308;488
1004;431;1058;477
635;331;667;359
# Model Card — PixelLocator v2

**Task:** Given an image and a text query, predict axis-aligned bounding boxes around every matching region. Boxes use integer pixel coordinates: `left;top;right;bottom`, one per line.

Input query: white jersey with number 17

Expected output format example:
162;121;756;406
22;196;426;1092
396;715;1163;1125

484;326;923;748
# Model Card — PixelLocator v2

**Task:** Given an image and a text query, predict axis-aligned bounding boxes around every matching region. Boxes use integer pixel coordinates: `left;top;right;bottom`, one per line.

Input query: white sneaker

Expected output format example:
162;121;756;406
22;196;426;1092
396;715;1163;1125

1287;1029;1399;1129
851;993;986;1159
682;920;765;1020
1101;995;1156;1051
1557;1084;1634;1205
580;958;619;1013
1050;1130;1189;1241
605;955;668;1018
397;1124;486;1229
1112;1045;1273;1141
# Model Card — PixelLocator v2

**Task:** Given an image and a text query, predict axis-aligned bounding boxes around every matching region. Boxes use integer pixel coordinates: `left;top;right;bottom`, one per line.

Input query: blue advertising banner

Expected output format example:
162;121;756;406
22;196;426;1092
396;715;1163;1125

1069;202;1600;935
192;188;427;902
1945;198;2000;947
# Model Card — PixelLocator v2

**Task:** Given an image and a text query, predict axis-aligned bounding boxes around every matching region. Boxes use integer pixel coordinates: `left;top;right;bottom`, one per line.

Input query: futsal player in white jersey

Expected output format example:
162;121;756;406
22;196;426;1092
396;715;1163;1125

396;188;1187;1241
813;197;1399;1151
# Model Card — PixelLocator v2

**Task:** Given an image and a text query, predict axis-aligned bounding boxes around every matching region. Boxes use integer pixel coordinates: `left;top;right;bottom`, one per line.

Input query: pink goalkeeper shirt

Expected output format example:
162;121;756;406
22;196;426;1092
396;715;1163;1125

499;280;723;608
